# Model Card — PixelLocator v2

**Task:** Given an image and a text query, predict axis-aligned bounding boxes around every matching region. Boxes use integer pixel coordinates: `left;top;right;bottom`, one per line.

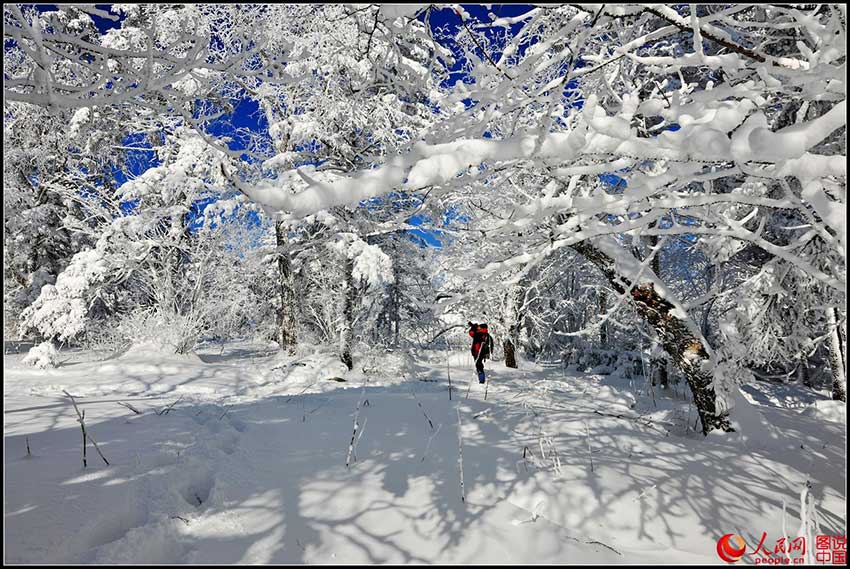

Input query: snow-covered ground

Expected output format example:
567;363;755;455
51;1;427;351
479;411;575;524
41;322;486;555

4;342;846;564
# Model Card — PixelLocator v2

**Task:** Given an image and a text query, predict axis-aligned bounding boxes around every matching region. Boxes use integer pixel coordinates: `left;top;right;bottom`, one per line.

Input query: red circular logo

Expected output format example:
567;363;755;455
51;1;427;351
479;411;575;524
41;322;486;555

717;534;747;563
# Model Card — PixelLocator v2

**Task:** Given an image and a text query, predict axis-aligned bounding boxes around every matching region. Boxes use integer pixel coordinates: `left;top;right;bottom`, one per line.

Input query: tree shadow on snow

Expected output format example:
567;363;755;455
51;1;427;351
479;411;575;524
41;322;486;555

3;370;846;564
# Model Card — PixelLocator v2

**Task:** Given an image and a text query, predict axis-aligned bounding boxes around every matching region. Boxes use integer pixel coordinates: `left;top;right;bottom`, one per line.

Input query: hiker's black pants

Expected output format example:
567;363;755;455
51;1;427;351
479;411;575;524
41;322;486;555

475;358;485;374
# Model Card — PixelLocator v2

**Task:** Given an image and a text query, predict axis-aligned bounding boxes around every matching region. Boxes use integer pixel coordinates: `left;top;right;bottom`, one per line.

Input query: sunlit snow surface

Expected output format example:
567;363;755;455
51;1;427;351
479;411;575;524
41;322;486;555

4;341;845;564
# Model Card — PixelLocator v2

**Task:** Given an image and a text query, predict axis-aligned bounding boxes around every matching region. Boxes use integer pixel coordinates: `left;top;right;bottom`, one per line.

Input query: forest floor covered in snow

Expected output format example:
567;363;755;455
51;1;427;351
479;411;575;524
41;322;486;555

4;341;846;564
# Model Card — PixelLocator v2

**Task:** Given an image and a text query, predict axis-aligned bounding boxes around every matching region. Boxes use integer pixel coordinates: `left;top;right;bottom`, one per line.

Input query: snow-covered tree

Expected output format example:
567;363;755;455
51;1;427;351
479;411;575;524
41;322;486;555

240;5;845;433
5;4;844;430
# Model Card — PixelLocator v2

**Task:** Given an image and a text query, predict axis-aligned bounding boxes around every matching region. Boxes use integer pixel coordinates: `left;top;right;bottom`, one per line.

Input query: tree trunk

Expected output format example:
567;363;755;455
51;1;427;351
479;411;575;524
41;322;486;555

275;218;297;355
837;310;846;375
390;262;401;347
826;307;846;402
700;262;716;342
502;284;524;368
658;365;669;389
504;339;517;368
651;358;669;389
797;356;812;388
598;290;609;348
570;240;733;435
339;255;355;371
648;233;668;389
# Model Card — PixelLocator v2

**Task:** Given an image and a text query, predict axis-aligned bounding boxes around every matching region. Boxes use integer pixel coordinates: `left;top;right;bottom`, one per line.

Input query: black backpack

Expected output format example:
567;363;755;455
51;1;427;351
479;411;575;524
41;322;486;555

480;329;494;358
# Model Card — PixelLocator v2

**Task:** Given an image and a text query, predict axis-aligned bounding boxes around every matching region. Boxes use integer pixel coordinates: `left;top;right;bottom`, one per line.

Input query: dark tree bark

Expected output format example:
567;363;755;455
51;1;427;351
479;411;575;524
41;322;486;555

570;240;734;435
797;356;812;388
275;219;297;355
339;255;355;371
504;338;517;368
827;307;846;402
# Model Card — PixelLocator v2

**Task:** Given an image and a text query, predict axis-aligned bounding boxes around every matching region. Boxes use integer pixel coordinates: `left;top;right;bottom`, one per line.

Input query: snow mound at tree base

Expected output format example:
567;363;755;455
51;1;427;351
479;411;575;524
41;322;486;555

708;388;788;451
801;400;846;424
22;341;59;369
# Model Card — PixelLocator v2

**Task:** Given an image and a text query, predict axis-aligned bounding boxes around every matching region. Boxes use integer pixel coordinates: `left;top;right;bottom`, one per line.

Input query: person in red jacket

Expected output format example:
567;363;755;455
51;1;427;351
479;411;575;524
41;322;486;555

469;322;494;384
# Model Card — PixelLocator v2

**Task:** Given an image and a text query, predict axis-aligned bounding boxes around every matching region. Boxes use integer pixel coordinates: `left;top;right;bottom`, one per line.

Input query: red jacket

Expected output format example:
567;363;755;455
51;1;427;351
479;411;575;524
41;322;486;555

470;325;493;360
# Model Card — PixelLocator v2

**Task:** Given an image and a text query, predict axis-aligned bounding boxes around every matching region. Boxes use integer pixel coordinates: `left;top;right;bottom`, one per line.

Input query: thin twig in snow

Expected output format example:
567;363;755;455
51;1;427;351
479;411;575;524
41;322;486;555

524;402;562;475
157;396;183;416
351;416;368;464
592;409;672;435
307;398;330;417
563;530;623;555
345;383;368;469
473;407;492;420
117;401;142;415
512;500;545;525
285;381;319;403
81;409;87;467
520;445;540;472
409;385;435;431
421;423;443;463
63;390;109;467
585;539;622;556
